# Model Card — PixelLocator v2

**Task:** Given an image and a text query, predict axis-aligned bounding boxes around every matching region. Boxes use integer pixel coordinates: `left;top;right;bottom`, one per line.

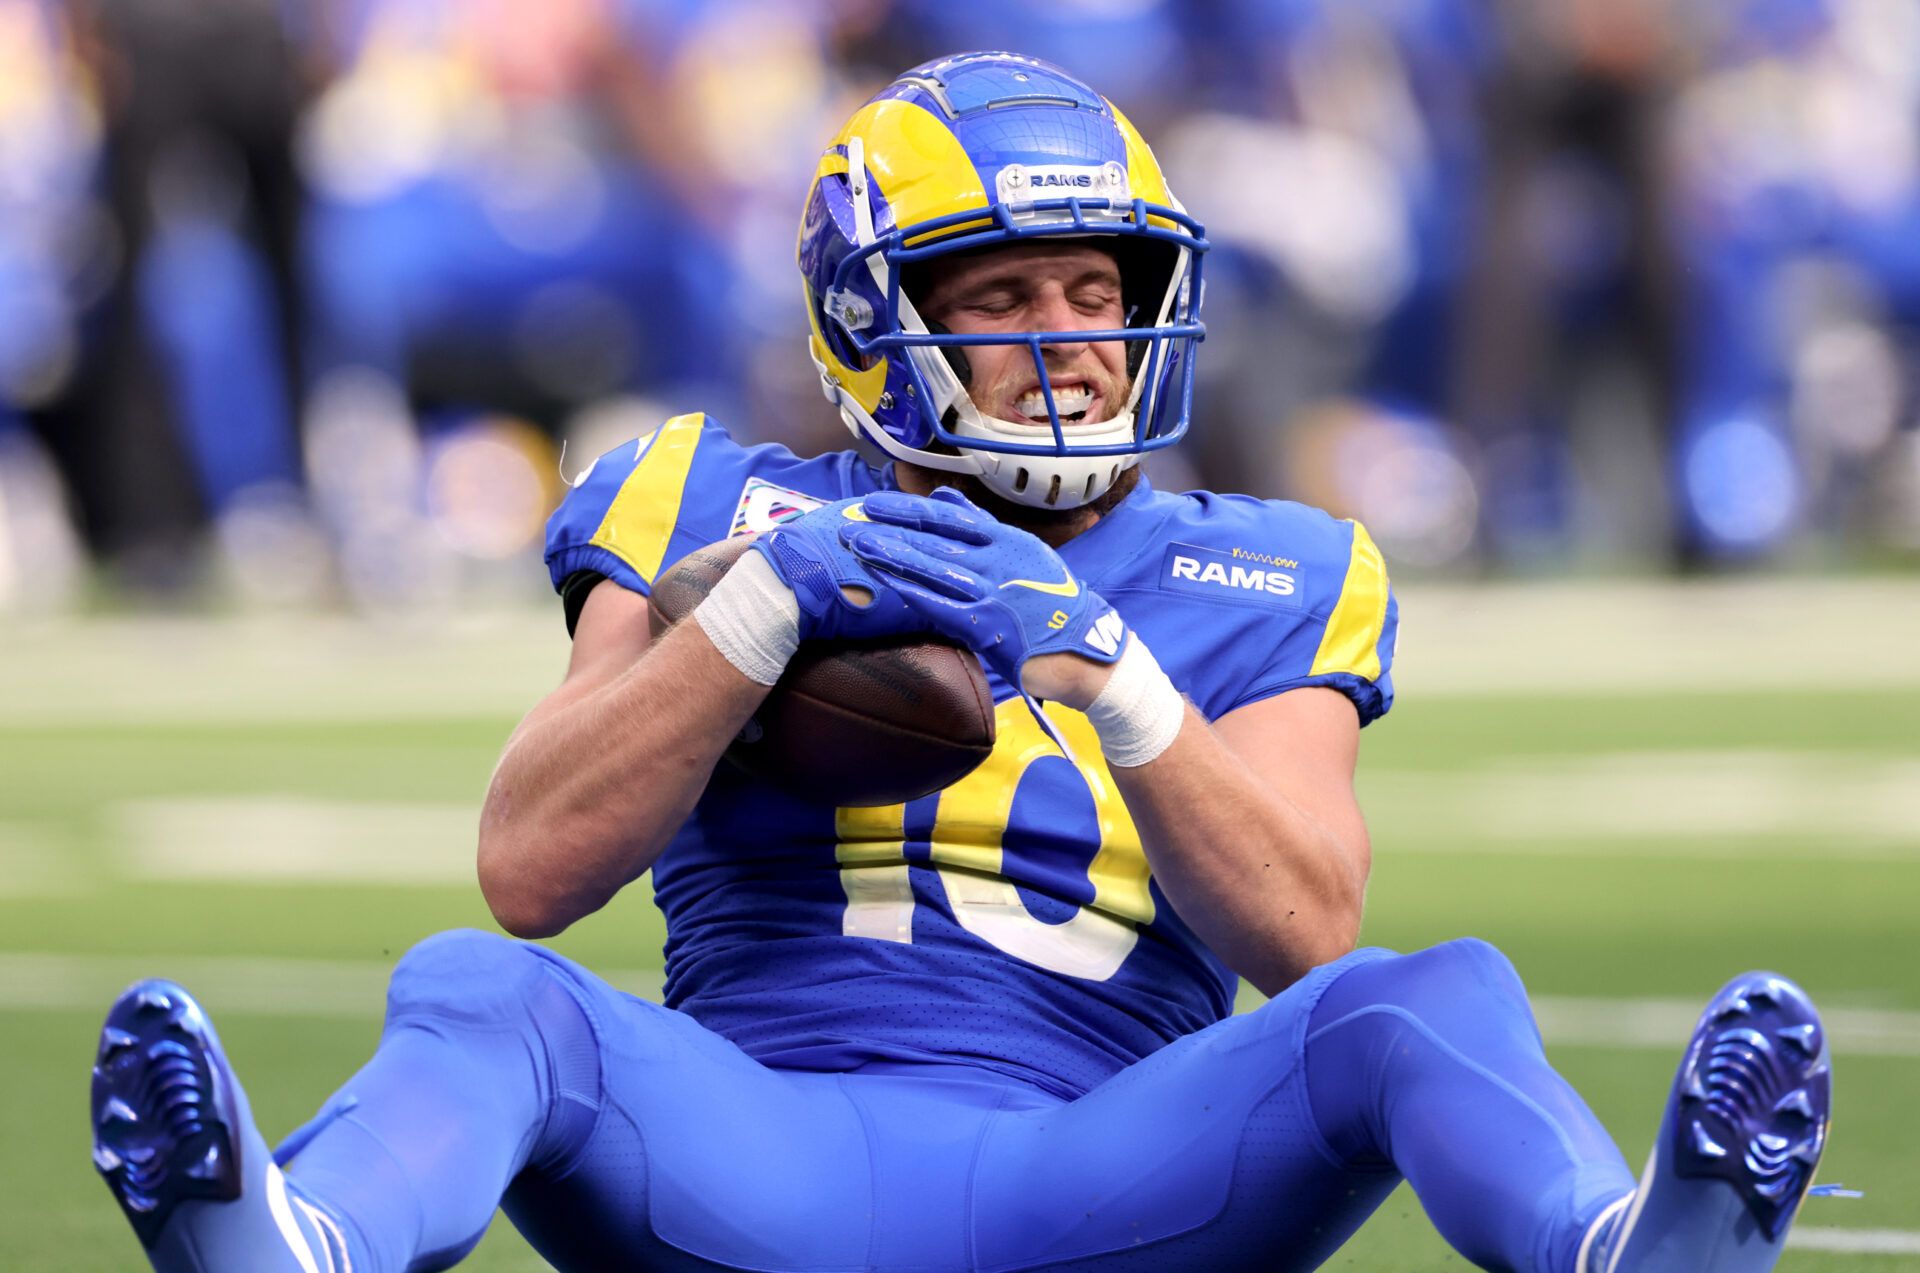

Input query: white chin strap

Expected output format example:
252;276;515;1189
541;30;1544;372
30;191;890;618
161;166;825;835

949;407;1143;509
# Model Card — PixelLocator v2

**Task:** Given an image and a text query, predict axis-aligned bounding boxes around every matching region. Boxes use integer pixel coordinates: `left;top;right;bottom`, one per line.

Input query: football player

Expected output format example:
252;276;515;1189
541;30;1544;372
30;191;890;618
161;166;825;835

91;53;1829;1272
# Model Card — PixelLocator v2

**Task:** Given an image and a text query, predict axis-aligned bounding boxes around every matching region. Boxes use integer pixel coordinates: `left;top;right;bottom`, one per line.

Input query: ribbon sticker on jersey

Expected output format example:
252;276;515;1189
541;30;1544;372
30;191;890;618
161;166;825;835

732;478;827;538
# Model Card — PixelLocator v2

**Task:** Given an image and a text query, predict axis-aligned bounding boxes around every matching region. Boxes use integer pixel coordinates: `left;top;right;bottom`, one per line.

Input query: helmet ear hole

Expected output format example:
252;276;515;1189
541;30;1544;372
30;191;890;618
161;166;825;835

1012;467;1031;495
1083;473;1098;502
1045;474;1063;506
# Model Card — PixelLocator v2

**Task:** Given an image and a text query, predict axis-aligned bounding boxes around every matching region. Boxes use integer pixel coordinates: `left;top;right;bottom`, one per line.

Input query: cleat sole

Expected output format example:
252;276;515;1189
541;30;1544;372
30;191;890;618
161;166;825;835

90;980;243;1249
1670;973;1829;1243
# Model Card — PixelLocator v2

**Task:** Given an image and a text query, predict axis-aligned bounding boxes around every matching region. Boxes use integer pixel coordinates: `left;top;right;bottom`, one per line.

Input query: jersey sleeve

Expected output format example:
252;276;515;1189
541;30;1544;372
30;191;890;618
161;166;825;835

543;413;763;632
1226;516;1399;725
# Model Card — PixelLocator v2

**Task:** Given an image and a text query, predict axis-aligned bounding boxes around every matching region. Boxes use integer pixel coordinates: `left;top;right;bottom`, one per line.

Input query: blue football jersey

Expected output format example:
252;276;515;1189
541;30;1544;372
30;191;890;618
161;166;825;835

544;414;1399;1099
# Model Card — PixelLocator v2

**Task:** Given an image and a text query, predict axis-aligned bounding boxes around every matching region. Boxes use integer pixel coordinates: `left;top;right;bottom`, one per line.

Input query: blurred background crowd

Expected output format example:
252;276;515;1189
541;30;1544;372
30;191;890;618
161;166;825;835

4;0;1920;613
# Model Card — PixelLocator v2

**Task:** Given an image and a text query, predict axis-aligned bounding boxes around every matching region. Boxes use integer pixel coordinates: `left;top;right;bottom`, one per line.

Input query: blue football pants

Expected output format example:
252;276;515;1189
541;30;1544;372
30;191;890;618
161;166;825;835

277;930;1634;1272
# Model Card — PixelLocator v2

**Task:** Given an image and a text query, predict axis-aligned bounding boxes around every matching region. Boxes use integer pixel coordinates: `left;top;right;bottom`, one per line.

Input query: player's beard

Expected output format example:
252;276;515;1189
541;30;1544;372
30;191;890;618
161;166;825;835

942;356;1140;532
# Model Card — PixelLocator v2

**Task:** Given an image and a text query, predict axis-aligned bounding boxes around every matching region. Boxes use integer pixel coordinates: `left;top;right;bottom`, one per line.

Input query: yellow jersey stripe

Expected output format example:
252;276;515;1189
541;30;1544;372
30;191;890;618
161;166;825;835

588;413;705;584
1310;521;1390;683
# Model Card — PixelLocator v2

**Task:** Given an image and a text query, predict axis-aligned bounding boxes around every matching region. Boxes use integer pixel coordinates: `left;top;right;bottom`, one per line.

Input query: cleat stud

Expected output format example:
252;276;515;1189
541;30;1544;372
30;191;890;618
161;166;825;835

99;1096;139;1129
1773;1089;1815;1119
93;1144;122;1172
1756;1132;1789;1153
1684;1069;1709;1101
1776;1023;1820;1058
1690;1120;1729;1160
1716;994;1752;1019
97;1027;139;1064
134;989;175;1014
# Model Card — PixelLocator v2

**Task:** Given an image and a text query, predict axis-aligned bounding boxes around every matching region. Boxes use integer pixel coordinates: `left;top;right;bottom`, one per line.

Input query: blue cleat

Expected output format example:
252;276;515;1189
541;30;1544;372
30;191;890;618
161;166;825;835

1584;972;1831;1273
91;979;347;1271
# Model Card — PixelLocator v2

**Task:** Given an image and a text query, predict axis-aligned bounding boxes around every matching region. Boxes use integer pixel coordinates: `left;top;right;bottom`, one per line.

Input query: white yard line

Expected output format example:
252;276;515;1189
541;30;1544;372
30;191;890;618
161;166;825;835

1789;1228;1920;1255
41;751;1916;901
115;798;484;885
1532;995;1920;1058
1364;751;1920;859
5;578;1919;726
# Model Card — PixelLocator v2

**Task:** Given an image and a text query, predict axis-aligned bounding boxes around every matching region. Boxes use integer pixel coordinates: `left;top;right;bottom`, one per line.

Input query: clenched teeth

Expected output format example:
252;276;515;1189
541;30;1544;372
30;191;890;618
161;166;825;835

1015;386;1093;421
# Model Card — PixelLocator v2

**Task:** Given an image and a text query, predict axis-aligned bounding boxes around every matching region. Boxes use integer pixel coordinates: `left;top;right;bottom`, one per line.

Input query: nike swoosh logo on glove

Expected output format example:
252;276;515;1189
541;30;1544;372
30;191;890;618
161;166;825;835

1001;570;1082;598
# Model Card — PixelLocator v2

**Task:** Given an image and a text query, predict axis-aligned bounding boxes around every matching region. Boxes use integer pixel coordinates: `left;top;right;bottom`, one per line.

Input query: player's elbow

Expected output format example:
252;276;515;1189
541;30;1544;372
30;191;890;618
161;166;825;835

476;821;588;940
478;849;558;938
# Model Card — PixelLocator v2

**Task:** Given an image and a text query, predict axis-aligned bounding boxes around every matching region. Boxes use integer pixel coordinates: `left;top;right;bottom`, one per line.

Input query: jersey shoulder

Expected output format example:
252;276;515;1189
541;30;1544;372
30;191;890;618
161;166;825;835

1116;486;1399;724
544;413;879;629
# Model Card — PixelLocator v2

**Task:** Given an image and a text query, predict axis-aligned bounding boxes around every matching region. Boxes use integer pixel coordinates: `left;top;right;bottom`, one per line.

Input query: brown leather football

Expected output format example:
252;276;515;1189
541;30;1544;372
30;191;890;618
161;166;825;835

649;536;996;806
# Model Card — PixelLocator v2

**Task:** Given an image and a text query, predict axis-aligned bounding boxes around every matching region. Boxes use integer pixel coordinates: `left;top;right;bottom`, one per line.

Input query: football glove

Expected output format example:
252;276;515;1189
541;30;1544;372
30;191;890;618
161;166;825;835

747;497;923;644
842;488;1133;755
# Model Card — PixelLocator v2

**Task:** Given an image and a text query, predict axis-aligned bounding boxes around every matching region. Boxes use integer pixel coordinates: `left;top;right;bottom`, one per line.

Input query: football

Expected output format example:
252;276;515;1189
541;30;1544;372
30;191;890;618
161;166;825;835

649;536;997;806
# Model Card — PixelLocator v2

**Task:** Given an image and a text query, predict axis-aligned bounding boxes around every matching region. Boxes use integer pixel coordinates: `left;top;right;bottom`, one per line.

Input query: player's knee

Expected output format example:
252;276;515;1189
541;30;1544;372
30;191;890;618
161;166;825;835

386;928;554;1027
1317;937;1532;1029
1398;937;1531;1019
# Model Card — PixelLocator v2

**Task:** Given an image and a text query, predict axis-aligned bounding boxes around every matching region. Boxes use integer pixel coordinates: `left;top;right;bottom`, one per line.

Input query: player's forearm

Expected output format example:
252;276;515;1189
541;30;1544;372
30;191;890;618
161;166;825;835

478;619;767;938
1110;713;1368;995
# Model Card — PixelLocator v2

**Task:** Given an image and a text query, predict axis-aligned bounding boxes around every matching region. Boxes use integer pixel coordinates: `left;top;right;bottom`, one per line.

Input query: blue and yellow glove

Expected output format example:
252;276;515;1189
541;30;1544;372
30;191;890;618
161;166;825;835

748;497;920;643
841;487;1131;754
696;498;921;686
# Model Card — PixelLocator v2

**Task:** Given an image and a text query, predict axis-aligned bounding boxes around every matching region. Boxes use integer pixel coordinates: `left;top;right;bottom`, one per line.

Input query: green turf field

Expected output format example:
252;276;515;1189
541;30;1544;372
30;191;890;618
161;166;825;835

5;582;1916;1271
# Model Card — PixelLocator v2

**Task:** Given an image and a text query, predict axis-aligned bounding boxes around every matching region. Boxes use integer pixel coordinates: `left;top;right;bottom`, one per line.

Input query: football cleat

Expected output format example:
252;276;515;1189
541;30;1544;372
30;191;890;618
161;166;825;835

1586;972;1830;1273
91;979;345;1271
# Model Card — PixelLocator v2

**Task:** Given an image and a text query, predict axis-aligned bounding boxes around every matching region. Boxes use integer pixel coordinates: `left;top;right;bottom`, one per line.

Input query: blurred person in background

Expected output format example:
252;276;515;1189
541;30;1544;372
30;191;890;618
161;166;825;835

54;0;317;598
1665;0;1920;560
0;0;93;609
1162;0;1496;571
295;0;761;607
1449;0;1685;567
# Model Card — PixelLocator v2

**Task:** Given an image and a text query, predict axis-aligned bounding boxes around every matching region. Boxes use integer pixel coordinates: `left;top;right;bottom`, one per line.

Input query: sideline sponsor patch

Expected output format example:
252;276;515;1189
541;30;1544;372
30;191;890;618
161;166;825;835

731;478;826;536
1158;542;1305;610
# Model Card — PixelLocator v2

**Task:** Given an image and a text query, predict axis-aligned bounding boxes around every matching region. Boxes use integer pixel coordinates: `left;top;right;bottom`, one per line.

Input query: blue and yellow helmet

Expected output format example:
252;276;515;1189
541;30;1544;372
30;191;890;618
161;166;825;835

797;52;1207;509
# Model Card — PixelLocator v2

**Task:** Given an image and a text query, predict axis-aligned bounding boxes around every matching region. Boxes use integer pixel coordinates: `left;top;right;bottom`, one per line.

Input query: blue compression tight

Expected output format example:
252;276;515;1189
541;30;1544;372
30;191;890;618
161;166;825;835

1304;938;1636;1272
274;932;1634;1272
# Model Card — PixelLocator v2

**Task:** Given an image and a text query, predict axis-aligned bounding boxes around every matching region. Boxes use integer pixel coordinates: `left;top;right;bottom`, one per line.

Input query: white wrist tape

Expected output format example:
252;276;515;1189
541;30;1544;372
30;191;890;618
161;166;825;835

1085;636;1185;767
692;550;800;686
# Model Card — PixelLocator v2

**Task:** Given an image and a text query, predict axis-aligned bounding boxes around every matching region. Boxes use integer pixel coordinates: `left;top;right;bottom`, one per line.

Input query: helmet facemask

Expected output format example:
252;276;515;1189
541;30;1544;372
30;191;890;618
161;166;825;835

902;234;1191;508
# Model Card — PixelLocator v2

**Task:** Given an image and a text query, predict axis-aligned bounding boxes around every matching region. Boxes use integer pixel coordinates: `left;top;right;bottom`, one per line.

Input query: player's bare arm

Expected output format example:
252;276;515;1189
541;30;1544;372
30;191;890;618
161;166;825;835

1083;679;1368;995
477;579;770;938
481;492;918;937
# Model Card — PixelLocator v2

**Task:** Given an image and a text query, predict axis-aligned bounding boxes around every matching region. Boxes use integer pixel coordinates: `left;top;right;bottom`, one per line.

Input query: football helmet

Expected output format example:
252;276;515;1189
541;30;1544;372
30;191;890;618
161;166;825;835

797;52;1207;509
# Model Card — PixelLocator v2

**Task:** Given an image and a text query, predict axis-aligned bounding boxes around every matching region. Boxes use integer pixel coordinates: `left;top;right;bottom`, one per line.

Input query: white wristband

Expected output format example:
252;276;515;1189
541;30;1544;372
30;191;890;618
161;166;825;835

692;550;800;686
1084;636;1185;767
